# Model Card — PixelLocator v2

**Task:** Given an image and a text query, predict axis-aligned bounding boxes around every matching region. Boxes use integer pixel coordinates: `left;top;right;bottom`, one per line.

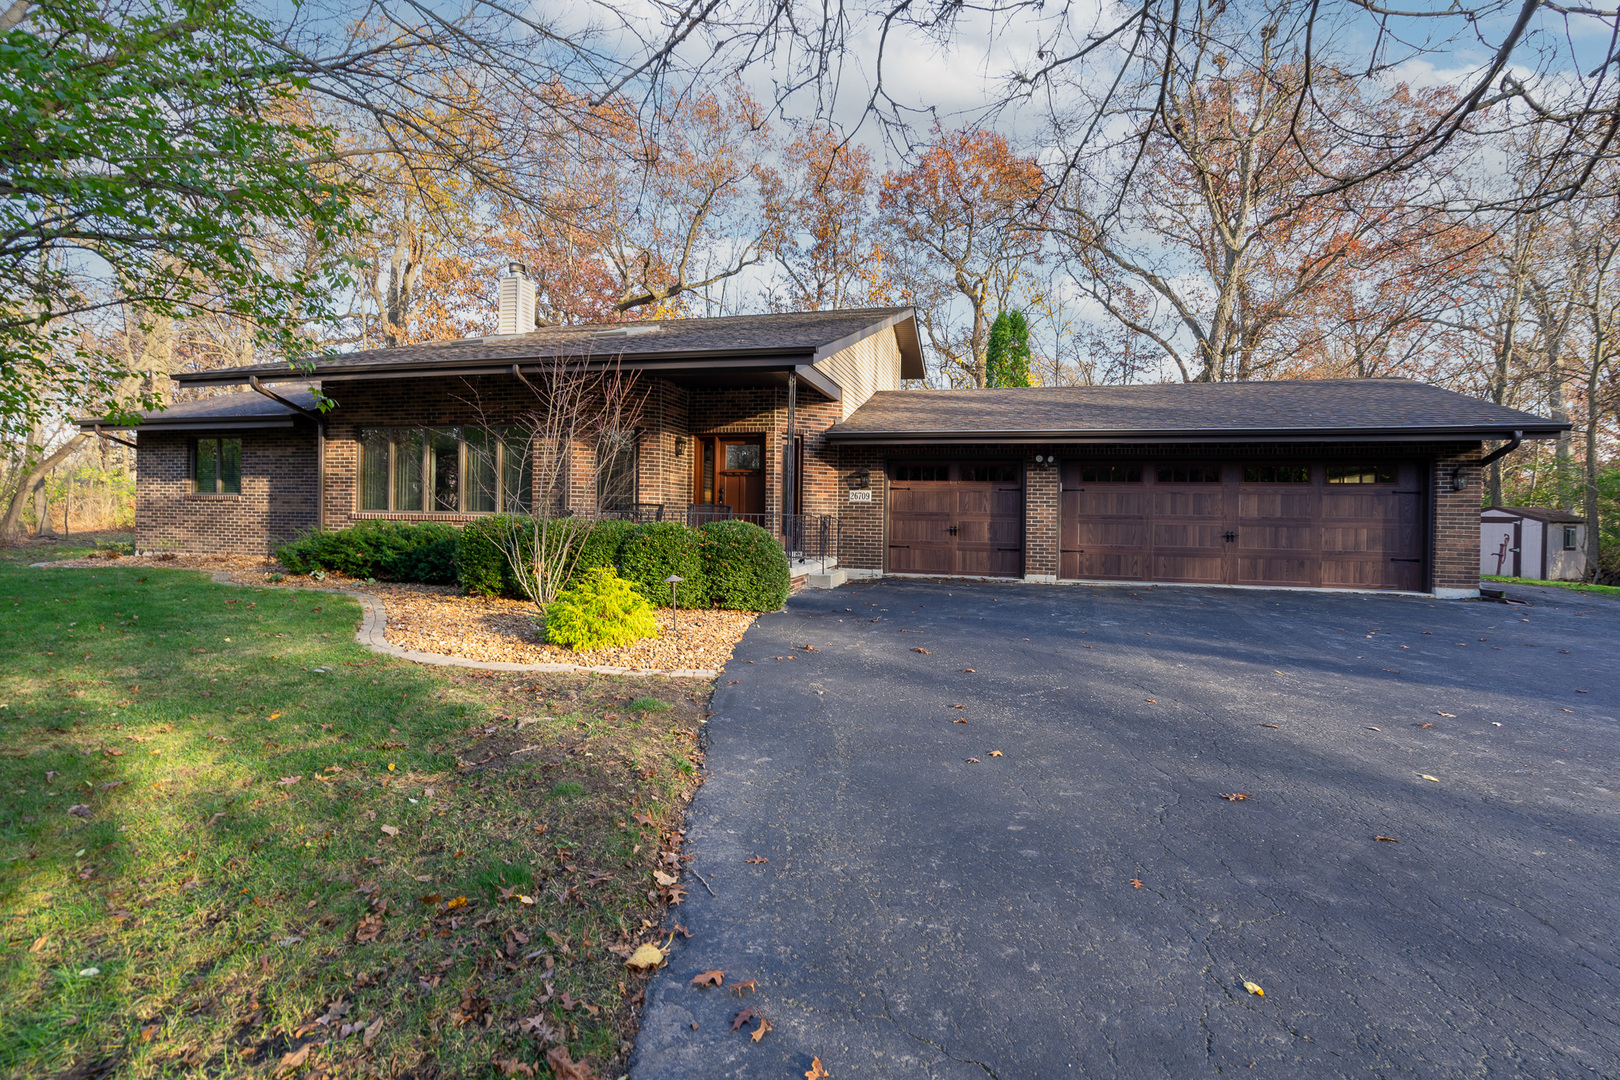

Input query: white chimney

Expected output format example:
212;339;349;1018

497;262;536;335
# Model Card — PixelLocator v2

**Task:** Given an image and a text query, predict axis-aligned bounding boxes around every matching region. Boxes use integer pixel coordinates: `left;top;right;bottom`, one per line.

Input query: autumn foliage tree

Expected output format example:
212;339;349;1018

879;127;1047;387
770;126;891;311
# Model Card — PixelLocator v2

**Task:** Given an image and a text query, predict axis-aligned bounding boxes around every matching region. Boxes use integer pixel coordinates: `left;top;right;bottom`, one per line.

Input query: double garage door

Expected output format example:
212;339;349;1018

885;458;1427;590
1060;460;1426;591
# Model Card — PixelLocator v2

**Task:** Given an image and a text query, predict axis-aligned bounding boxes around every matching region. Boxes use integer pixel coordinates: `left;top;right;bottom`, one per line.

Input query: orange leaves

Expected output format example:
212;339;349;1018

1218;792;1251;802
1129;878;1145;889
1374;835;1399;843
544;1045;597;1080
744;855;768;864
912;647;931;655
806;1058;829;1080
354;913;384;943
988;750;1003;758
691;970;724;988
751;1016;772;1042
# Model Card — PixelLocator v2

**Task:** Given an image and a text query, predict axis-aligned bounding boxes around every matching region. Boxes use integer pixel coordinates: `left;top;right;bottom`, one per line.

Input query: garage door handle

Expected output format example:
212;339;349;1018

1222;531;1237;543
948;525;958;536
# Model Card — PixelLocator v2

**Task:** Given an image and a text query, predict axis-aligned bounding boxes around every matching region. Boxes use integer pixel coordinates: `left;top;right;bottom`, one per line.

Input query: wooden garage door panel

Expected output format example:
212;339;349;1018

889;465;1022;578
1060;458;1427;590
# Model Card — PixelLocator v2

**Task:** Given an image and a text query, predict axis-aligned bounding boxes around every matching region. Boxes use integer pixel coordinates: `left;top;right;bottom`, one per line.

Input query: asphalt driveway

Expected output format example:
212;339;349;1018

631;581;1620;1079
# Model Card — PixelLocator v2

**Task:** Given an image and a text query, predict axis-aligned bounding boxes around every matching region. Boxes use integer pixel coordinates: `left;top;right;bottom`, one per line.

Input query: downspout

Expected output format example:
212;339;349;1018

1476;430;1523;472
250;377;326;531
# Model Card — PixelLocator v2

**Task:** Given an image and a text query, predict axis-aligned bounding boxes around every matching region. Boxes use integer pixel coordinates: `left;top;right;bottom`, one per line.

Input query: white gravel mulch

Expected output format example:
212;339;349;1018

39;552;758;673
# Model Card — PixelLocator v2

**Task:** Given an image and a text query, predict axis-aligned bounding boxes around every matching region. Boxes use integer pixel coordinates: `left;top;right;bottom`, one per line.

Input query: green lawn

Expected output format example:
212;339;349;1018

1482;575;1620;596
0;546;708;1079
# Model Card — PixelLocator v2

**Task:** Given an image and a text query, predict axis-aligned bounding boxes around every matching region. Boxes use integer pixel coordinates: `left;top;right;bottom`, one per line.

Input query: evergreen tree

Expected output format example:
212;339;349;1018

984;310;1033;387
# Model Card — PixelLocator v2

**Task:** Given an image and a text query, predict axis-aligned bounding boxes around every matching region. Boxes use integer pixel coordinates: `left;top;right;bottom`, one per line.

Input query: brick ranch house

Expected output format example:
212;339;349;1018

88;279;1566;599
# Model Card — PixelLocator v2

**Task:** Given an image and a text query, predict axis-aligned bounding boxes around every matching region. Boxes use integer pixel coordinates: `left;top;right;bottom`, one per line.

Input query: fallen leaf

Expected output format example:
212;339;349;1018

731;1007;757;1031
953;718;969;724
751;1015;771;1042
267;712;282;721
1417;722;1434;729
691;970;724;988
1375;835;1399;843
28;934;47;953
493;1059;535;1078
67;804;91;818
1259;723;1279;729
961;668;975;673
1129;878;1145;889
274;776;301;787
1436;711;1456;717
363;1016;384;1047
988;750;1003;757
1218;793;1251;801
444;896;468;911
276;1043;313;1073
744;855;768;864
1420;774;1440;783
379;825;399;837
354;914;384;943
626;943;666;970
964;757;980;764
731;979;757;996
653;870;678;887
1145;698;1158;704
1243;980;1264;997
544;1045;596;1080
1367;726;1381;731
912;647;931;654
806;1058;829;1080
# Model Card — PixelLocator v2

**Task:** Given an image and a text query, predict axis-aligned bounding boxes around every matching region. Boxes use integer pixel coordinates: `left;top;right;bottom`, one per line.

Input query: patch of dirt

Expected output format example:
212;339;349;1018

42;552;759;673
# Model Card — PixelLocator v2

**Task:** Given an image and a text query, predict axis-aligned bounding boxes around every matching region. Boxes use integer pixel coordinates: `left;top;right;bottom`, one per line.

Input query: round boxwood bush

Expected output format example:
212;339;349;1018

700;519;790;611
569;518;639;585
544;566;660;651
619;521;708;608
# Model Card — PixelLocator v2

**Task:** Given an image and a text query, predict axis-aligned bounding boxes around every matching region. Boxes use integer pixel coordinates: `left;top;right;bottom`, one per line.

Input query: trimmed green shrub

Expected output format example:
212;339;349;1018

572;518;638;577
700;519;791;611
276;522;459;583
544;566;660;651
456;516;518;597
619;521;708;608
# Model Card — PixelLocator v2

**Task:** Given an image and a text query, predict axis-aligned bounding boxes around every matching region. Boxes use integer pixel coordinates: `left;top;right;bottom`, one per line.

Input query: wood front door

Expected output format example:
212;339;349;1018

694;436;766;518
887;462;1023;577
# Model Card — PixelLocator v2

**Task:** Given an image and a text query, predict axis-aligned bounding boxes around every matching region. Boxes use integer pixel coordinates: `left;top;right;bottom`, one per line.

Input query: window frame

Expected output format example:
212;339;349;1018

192;436;243;495
358;426;531;514
1563;525;1579;551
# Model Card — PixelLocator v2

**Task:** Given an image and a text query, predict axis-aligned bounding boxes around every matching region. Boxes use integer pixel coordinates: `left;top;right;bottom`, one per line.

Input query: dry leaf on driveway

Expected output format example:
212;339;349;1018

731;1007;757;1031
1243;980;1265;997
751;1015;772;1042
1375;835;1399;843
691;971;724;988
626;943;666;970
806;1058;829;1080
912;647;931;654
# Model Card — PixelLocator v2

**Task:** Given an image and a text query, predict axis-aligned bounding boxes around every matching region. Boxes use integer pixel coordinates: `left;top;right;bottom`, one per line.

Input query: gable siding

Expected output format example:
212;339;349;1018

813;327;902;419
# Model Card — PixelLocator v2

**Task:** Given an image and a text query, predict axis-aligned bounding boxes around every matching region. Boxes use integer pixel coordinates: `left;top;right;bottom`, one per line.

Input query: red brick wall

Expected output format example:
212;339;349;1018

1432;444;1484;594
135;428;318;555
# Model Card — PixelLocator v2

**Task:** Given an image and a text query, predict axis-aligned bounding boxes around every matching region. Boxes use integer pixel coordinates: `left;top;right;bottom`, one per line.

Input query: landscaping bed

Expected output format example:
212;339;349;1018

0;550;713;1079
43;552;761;673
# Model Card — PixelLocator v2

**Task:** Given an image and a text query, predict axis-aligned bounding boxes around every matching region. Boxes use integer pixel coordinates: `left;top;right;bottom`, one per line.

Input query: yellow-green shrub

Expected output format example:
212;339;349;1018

543;566;660;651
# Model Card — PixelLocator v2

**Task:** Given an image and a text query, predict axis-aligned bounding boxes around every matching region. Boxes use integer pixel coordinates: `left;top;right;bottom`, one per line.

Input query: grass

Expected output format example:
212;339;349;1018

1482;575;1620;596
0;542;710;1079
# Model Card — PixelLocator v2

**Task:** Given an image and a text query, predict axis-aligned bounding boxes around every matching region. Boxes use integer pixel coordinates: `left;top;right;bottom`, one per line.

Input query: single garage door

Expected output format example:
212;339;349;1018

1061;460;1425;591
888;462;1024;577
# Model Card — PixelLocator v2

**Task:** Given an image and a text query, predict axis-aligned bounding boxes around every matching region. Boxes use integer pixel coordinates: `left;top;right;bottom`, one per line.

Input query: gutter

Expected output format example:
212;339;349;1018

823;425;1565;445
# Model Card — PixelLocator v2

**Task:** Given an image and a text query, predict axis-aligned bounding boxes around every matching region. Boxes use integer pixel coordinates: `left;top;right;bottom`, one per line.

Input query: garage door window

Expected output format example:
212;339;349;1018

895;465;949;481
1243;464;1310;483
961;464;1019;482
1325;465;1395;484
1157;465;1221;483
1080;464;1142;483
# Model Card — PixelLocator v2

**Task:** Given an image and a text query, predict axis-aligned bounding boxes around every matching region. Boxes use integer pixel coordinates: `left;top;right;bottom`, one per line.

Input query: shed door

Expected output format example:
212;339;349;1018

888;462;1023;577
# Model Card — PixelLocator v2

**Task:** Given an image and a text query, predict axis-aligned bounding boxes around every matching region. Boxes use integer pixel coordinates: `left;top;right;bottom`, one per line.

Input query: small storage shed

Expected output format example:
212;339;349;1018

1480;506;1588;580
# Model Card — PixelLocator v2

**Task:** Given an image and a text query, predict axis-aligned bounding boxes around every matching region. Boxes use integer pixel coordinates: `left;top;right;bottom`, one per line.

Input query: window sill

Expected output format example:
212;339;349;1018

351;511;494;523
184;493;243;501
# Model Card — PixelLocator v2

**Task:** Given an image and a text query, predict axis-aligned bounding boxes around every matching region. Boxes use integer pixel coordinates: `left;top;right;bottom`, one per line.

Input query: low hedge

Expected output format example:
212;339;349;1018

276;522;459;584
700;519;790;611
619;521;708;609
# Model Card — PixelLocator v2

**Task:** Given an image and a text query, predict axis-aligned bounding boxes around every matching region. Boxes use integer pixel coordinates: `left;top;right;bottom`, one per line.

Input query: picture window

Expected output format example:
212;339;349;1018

359;427;531;513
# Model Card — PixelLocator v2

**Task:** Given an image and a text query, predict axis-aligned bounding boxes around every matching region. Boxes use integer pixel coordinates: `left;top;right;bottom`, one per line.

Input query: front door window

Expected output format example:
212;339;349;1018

692;435;766;517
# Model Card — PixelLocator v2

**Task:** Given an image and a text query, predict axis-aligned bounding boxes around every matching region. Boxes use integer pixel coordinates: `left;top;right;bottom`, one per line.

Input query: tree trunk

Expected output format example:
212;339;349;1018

0;435;86;544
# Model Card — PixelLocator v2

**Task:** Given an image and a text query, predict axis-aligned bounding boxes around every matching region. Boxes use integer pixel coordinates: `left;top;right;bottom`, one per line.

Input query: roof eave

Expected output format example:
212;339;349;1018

823;424;1569;444
172;347;823;386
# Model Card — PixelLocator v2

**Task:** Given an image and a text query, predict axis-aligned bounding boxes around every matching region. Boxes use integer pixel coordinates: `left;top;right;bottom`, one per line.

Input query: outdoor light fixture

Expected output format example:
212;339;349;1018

674;436;687;457
664;575;684;638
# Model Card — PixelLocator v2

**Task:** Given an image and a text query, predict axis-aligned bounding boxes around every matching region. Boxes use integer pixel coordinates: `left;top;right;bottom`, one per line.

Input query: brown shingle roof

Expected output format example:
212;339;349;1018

173;308;924;385
78;388;319;431
826;379;1565;442
1481;505;1585;524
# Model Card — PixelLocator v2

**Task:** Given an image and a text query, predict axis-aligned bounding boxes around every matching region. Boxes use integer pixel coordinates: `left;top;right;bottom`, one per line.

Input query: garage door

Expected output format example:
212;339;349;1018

1060;461;1425;590
888;462;1023;577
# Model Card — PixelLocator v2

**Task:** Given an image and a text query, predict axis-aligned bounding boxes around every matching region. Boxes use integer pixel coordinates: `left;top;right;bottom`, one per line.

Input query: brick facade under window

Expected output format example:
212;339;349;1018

135;428;318;555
